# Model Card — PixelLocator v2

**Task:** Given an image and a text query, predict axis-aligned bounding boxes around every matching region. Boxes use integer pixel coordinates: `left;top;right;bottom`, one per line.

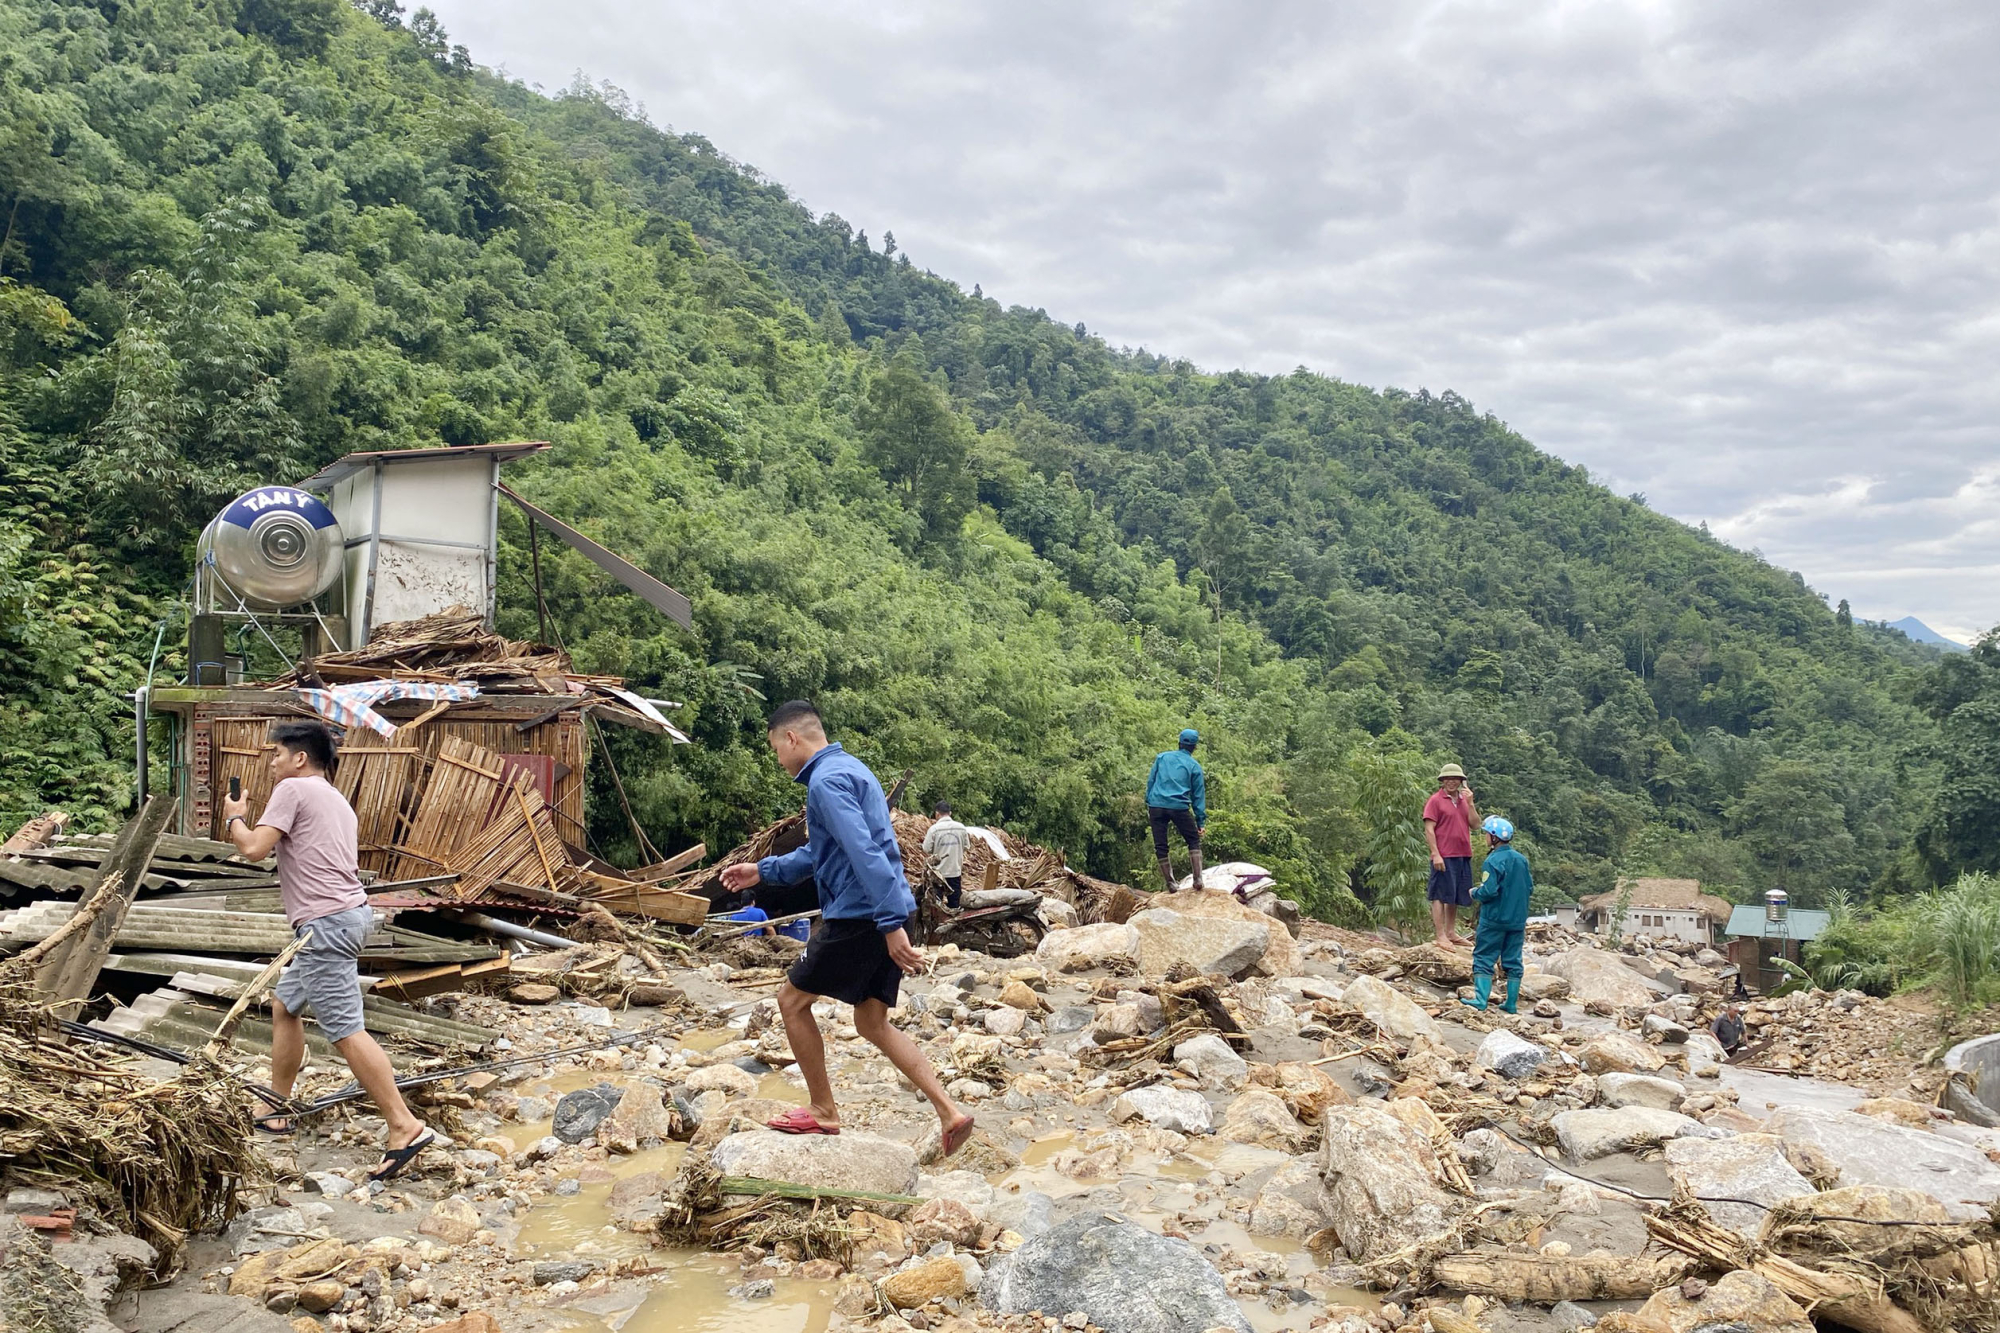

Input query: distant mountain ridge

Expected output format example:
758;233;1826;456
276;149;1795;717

1887;617;1969;652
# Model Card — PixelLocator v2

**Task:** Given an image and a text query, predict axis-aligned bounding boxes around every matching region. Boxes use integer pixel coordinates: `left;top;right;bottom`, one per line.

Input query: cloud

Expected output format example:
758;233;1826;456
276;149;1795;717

422;0;2000;640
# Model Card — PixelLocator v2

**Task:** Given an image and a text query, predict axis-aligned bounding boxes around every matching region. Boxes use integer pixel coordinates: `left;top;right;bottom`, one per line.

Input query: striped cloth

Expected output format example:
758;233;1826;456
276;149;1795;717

294;681;480;739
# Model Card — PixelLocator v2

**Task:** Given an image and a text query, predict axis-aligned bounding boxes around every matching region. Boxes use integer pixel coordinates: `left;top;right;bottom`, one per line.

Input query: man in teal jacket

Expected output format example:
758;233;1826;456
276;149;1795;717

1145;728;1207;890
1462;815;1532;1013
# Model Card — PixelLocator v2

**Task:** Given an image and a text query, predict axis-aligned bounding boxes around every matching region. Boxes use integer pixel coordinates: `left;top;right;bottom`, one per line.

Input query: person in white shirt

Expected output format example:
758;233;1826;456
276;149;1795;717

922;801;972;909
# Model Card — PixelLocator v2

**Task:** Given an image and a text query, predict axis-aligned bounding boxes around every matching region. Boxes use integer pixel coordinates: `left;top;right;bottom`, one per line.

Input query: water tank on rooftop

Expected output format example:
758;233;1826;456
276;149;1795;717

196;486;345;611
1764;889;1789;923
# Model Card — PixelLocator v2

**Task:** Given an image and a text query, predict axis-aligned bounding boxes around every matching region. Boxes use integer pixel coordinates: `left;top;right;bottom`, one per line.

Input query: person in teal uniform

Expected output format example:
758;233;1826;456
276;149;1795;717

1461;815;1531;1013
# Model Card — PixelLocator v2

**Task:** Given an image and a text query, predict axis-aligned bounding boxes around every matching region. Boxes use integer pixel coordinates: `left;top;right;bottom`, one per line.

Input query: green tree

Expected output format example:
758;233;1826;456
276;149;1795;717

1348;740;1433;938
857;353;975;547
1726;760;1860;904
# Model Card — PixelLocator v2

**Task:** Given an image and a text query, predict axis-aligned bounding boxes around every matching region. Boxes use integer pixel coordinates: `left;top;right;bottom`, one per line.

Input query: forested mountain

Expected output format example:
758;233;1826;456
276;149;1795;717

0;0;1981;922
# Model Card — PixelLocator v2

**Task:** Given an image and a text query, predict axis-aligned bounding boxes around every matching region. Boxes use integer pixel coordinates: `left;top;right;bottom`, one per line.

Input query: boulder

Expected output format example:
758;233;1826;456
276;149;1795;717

1664;1134;1814;1237
1518;971;1570;1001
1174;1033;1249;1084
1127;908;1271;978
1046;1006;1095;1035
1248;1060;1351;1122
988;1188;1056;1240
999;981;1044;1011
1684;1031;1728;1078
684;1064;759;1098
1854;1097;1936;1128
1318;1104;1459;1261
1552;1107;1725;1160
916;1169;996;1215
1475;1029;1549;1080
1595;1072;1686;1112
1672;967;1722;996
1037;898;1079;930
1634;1269;1813;1333
1109;1086;1214;1135
605;1170;671;1227
1092;1002;1145;1041
1641;1014;1691;1042
552;1084;625;1143
1763;1104;2000;1220
709;1129;919;1196
1761;1184;1951;1250
1148;889;1300;975
1343;974;1443;1043
1455;1127;1550;1189
1546;949;1658;1007
1219;1090;1312;1152
1578;1031;1667;1074
595;1080;679;1153
988;1213;1251;1333
910;1197;984;1249
1249;1159;1338;1239
985;1007;1028;1037
1035;922;1142;972
882;1256;969;1309
690;1098;793;1149
418;1197;481;1246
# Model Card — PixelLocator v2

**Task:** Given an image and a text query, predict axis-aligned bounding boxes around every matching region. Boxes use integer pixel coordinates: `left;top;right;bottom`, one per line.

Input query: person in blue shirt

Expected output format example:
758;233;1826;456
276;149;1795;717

1145;728;1207;890
1462;815;1532;1014
720;700;974;1156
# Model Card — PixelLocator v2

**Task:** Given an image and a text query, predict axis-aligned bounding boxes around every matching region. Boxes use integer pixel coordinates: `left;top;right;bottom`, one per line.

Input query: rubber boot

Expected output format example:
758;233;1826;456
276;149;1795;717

1157;858;1176;891
1502;975;1521;1014
1188;848;1205;892
1460;974;1492;1011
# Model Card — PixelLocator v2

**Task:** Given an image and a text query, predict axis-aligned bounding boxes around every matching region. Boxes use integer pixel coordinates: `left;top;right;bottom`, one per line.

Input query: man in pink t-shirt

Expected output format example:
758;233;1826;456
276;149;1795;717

1422;763;1480;948
222;720;433;1182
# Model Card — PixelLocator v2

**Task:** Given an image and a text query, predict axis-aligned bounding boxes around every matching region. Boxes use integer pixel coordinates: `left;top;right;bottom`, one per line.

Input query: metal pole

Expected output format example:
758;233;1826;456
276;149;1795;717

485;459;500;628
440;909;578;950
361;459;384;643
132;687;148;806
528;503;549;644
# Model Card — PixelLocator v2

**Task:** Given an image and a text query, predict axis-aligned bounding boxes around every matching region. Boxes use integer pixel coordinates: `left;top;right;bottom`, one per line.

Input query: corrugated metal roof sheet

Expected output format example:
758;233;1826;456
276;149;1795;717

1725;904;1833;941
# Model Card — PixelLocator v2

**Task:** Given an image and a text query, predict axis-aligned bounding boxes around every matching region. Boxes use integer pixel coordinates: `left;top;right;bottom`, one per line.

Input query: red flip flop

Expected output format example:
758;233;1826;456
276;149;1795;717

941;1114;976;1158
767;1108;840;1135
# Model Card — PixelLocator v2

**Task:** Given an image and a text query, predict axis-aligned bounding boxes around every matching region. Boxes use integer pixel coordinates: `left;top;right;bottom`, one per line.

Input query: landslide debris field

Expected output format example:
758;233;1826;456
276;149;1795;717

8;877;2000;1333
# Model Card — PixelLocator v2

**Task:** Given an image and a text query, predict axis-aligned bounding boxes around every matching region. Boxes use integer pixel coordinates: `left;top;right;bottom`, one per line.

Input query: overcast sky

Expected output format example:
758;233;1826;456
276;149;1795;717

425;0;2000;642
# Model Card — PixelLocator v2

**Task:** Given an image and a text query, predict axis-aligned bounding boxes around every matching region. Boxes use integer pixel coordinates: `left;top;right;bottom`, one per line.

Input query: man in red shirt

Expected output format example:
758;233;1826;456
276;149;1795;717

1422;763;1480;948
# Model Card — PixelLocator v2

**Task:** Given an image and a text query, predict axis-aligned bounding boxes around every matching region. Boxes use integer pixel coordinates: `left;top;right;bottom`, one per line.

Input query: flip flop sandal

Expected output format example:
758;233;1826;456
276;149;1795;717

252;1115;295;1136
941;1115;976;1158
367;1129;436;1183
766;1108;840;1135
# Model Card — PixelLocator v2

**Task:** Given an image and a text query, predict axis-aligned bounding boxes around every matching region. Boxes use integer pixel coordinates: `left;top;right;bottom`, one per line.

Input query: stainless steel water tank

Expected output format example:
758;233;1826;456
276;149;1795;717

1764;888;1789;922
196;486;344;610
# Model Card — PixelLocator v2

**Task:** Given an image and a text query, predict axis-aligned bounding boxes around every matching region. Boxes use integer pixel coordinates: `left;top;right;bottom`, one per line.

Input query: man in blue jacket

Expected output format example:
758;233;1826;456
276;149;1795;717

720;701;974;1156
1461;815;1532;1014
1145;728;1207;890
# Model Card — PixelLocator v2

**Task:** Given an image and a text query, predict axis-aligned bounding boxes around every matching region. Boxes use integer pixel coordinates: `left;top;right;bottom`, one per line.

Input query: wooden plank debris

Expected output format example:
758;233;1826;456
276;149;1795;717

1;810;68;853
633;843;707;881
31;795;176;1019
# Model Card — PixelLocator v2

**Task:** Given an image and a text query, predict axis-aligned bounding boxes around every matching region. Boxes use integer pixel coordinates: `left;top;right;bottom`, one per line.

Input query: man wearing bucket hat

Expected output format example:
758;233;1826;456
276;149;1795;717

1145;728;1207;891
1422;762;1480;948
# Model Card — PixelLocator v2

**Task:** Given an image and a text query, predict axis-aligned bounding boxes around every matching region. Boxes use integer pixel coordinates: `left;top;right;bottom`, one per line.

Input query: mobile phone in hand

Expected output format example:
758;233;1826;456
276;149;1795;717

229;777;241;802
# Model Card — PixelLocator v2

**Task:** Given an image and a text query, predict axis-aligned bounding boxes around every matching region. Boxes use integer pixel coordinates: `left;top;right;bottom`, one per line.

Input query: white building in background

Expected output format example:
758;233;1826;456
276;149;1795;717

1576;877;1731;947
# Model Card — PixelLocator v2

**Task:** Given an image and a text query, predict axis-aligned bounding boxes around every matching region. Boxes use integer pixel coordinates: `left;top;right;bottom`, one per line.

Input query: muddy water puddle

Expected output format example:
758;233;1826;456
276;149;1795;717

515;1143;686;1261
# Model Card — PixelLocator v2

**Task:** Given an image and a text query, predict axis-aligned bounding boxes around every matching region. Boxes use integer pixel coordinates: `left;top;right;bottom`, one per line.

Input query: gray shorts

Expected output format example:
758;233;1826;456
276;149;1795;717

273;904;372;1043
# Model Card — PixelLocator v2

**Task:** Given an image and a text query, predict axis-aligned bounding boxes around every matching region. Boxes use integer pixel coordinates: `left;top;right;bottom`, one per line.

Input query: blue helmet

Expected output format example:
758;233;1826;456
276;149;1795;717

1179;728;1200;749
1481;815;1514;842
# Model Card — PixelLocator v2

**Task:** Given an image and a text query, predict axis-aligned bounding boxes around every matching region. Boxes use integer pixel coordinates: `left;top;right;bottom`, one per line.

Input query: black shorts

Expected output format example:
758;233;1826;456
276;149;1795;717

1427;856;1473;906
787;916;910;1008
1148;806;1200;858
